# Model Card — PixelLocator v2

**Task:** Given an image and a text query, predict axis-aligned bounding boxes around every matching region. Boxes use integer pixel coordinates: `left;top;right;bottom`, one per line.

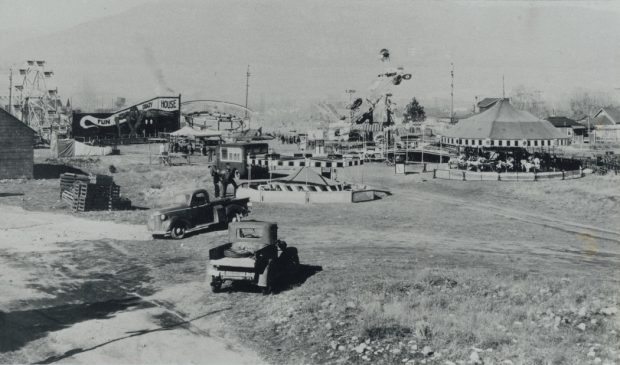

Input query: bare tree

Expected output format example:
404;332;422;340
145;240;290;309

509;85;550;118
568;90;614;117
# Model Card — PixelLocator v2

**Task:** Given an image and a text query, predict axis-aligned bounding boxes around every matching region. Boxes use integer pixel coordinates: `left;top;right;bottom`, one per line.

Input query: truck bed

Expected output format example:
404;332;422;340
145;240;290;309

210;257;256;268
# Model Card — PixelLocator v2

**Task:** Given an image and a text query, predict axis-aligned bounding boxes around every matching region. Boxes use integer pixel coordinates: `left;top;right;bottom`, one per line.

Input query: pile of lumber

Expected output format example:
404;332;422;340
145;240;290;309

60;173;131;212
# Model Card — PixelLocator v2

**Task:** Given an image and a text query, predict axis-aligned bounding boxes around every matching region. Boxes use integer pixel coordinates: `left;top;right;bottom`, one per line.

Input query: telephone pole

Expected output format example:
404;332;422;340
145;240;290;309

8;68;13;115
245;65;250;131
450;63;454;124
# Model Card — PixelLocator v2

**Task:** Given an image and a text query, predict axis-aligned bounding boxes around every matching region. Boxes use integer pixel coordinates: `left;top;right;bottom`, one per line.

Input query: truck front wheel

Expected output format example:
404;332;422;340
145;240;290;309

170;222;187;239
229;212;243;223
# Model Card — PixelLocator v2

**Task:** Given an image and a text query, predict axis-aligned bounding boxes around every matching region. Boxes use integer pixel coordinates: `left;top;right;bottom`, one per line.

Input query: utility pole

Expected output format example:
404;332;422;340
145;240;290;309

8;68;13;115
245;65;250;131
345;89;356;120
450;63;454;124
502;75;505;99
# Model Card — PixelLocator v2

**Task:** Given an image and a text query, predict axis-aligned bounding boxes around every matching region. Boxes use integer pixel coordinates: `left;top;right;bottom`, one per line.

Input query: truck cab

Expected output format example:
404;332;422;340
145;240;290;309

147;189;250;239
208;221;299;293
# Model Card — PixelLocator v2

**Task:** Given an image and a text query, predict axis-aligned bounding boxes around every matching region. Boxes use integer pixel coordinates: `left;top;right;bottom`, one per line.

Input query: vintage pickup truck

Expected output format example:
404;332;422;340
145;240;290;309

147;189;250;239
208;221;299;294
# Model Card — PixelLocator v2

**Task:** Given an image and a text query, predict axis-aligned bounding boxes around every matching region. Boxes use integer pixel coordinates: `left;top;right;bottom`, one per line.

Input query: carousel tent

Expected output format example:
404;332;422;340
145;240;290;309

277;167;340;186
441;99;569;148
170;126;222;138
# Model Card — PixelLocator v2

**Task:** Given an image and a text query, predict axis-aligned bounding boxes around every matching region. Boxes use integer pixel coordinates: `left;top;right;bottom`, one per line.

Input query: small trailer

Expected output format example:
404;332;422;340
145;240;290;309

207;221;299;294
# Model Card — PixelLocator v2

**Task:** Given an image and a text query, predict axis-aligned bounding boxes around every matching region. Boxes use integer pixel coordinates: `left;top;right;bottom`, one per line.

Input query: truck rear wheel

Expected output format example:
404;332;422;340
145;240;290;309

170;223;187;239
211;278;222;293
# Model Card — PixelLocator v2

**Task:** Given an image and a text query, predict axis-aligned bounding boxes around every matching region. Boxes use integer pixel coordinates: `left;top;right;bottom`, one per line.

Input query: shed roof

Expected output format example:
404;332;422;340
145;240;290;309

444;99;567;140
546;116;585;129
0;107;36;135
593;107;620;126
477;97;502;108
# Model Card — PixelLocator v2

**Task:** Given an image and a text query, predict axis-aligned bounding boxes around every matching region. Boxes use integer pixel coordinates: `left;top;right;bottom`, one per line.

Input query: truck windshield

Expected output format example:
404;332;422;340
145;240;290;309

173;194;190;206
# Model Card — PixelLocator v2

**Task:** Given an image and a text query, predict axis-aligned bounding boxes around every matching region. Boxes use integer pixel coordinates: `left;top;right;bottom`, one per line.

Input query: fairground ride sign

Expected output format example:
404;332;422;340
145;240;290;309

72;96;181;138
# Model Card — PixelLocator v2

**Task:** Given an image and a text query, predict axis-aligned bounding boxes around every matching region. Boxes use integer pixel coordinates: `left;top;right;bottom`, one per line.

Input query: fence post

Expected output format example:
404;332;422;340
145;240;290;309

534;172;537;181
498;173;501;181
462;171;466;181
423;163;427;172
562;170;565;180
433;169;436;179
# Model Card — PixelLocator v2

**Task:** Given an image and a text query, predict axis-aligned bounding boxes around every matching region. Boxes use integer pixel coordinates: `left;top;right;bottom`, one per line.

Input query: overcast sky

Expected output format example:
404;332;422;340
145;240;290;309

1;0;619;110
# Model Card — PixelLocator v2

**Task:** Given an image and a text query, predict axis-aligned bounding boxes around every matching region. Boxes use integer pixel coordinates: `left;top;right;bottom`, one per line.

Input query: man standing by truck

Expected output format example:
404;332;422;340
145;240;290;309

221;164;238;197
209;165;221;198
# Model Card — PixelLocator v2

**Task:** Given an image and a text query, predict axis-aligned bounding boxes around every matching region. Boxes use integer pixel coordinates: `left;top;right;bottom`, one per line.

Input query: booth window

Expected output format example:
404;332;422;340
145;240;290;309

498;140;503;146
221;147;242;162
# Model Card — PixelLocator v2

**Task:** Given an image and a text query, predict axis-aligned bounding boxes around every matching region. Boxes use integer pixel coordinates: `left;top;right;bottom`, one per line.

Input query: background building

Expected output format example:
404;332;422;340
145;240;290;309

0;108;34;179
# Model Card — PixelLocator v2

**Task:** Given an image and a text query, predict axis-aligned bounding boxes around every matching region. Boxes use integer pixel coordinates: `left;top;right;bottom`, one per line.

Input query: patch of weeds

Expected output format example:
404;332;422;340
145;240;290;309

427;275;457;288
479;333;512;349
153;311;190;329
363;323;412;340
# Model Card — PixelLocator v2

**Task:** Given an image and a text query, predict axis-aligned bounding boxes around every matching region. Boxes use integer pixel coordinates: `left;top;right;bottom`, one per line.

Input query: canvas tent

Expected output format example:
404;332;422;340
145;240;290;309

51;138;113;158
170;126;221;138
441;99;569;148
276;167;340;187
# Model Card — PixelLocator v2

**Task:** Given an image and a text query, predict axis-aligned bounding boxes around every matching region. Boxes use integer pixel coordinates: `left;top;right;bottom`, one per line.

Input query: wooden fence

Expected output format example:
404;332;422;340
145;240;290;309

433;169;583;181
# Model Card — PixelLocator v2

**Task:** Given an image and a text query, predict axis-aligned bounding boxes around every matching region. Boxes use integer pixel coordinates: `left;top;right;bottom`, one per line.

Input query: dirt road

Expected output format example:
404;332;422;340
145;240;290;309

0;205;263;365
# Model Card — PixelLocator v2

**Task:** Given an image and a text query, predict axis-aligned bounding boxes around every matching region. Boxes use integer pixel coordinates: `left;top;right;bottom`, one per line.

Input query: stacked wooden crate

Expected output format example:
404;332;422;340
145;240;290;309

60;173;130;212
60;173;90;196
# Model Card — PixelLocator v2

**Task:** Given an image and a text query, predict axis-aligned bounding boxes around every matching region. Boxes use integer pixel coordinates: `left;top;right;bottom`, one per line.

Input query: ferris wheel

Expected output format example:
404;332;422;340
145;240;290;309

12;60;61;132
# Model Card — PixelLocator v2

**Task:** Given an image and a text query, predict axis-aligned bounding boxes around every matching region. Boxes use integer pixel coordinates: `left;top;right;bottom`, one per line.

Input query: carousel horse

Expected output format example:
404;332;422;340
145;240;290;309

467;156;487;171
520;159;540;173
448;154;466;169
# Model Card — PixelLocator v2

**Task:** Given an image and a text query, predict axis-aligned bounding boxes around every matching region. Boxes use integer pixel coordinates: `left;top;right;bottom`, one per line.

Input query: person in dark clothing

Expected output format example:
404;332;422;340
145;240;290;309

209;165;221;198
221;164;238;197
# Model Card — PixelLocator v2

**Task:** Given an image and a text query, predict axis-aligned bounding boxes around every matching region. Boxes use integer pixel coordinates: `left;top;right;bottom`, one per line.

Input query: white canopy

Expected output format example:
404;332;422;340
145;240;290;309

170;126;222;137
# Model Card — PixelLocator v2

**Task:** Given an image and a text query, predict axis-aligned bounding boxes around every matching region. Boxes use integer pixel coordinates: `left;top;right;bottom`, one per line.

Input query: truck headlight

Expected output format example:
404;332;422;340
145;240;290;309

160;214;167;221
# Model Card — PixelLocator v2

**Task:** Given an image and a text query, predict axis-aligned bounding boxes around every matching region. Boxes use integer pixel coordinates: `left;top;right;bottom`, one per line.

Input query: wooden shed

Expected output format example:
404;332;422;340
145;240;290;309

0;108;34;179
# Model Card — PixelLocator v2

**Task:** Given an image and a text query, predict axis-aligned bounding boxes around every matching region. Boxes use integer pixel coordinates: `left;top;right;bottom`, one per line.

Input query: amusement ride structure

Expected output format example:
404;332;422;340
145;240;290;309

9;60;68;140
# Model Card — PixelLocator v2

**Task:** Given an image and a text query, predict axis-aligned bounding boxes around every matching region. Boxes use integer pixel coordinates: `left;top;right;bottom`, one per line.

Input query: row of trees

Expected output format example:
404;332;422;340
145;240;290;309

510;86;617;119
400;88;616;124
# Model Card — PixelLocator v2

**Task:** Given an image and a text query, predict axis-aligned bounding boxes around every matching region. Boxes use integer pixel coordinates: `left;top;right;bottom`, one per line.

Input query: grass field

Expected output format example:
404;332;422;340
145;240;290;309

1;143;619;365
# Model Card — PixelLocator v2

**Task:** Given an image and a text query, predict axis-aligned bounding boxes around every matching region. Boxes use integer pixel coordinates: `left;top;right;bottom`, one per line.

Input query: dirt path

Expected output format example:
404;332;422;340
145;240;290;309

0;205;264;365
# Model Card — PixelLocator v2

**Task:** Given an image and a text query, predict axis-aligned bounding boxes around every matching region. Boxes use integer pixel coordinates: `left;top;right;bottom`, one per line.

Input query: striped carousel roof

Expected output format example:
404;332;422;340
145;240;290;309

444;99;567;140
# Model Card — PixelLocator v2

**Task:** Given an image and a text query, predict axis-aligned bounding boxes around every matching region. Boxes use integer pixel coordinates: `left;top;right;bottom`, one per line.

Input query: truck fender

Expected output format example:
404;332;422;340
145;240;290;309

168;217;190;231
225;204;246;219
213;205;226;223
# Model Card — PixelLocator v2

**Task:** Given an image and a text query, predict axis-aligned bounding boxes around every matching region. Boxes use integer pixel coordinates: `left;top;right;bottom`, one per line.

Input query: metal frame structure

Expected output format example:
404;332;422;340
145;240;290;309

13;60;61;135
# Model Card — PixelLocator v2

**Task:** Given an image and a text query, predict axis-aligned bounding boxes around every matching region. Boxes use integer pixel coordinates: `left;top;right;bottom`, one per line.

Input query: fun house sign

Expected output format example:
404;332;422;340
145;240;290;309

72;96;181;138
